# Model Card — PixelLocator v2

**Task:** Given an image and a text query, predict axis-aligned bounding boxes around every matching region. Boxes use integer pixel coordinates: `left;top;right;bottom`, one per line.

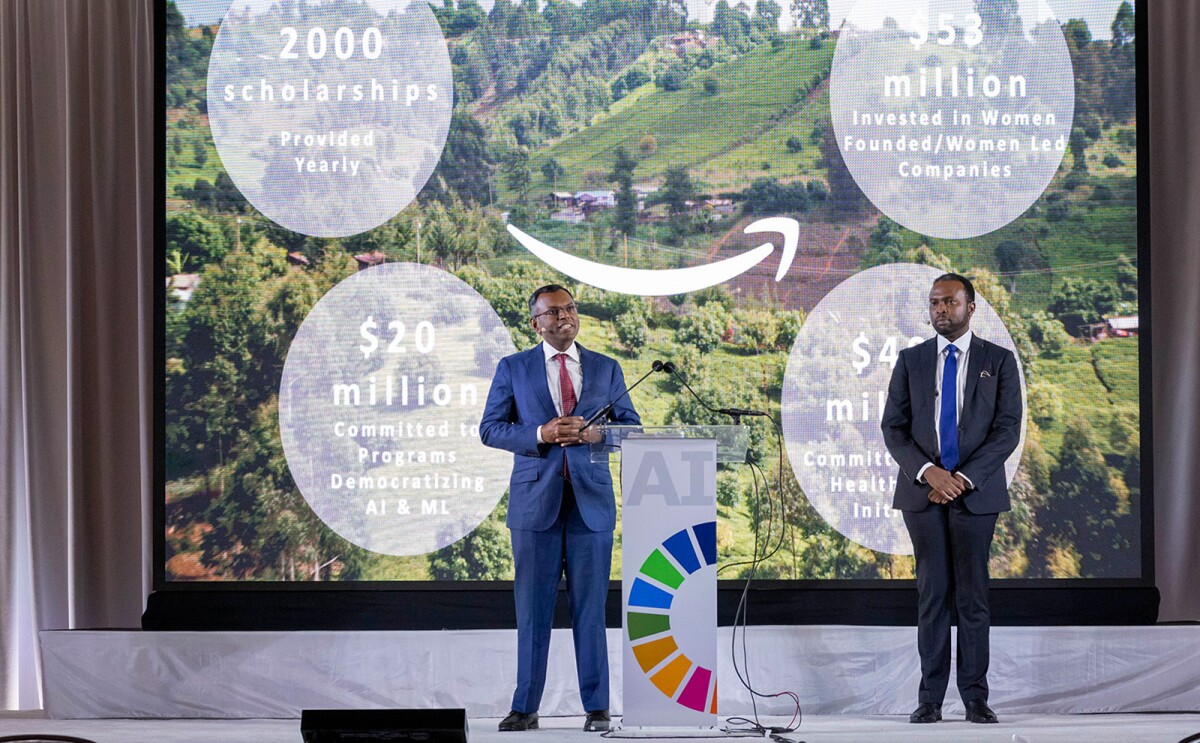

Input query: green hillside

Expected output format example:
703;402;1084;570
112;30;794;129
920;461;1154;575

539;35;834;193
166;114;224;205
1034;337;1139;456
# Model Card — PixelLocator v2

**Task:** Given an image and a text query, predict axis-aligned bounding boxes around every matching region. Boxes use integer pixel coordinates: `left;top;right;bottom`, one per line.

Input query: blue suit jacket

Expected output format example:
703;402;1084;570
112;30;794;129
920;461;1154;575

479;342;641;532
881;334;1022;514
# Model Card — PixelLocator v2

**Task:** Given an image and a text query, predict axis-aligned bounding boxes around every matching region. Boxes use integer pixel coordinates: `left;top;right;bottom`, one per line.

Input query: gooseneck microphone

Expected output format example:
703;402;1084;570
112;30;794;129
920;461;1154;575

580;360;665;431
663;362;769;423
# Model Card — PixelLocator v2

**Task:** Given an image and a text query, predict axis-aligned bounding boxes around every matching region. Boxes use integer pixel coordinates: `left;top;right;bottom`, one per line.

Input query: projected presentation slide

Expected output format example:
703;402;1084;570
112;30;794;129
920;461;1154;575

163;0;1142;583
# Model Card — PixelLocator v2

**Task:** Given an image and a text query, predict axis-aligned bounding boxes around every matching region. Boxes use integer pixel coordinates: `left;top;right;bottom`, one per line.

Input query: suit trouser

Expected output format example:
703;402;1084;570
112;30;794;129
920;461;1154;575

903;499;998;705
510;483;613;713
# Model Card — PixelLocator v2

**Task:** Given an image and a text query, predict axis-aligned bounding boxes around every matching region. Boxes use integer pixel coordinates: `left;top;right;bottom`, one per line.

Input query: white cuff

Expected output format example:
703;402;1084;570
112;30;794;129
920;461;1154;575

536;425;545;444
916;462;934;483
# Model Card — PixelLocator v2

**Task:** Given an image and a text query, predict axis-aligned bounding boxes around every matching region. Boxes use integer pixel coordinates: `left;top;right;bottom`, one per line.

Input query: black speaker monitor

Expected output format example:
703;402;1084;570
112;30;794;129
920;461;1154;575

300;708;468;742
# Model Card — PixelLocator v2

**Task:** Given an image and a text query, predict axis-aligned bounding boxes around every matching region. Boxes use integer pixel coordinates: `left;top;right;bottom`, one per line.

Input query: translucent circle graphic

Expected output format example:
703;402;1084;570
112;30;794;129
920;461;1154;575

829;0;1074;239
780;264;1026;555
207;0;453;237
278;263;516;556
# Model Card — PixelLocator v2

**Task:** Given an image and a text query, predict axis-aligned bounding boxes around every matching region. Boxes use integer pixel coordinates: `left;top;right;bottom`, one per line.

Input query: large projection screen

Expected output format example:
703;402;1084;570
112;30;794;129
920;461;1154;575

152;0;1155;627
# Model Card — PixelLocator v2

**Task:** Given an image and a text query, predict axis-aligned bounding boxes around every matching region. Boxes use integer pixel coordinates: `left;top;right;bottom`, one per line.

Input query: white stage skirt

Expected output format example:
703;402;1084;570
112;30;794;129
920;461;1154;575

40;625;1200;718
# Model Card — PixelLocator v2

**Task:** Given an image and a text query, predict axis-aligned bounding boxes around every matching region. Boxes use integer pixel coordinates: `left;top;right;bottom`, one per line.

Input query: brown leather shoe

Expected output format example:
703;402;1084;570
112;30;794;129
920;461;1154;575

908;702;942;723
498;710;538;731
965;699;999;723
584;709;611;732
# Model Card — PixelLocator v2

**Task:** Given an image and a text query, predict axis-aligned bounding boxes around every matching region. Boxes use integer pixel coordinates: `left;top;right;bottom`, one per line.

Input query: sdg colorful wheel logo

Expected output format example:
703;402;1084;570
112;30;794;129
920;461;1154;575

626;522;719;713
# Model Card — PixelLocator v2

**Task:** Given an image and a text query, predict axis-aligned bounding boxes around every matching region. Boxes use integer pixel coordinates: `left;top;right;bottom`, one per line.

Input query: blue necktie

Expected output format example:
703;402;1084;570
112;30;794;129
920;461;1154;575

939;345;959;472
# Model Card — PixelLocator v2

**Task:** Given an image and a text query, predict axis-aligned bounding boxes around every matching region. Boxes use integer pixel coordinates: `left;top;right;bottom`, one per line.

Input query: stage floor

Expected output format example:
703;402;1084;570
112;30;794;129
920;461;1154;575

2;712;1199;743
40;625;1200;719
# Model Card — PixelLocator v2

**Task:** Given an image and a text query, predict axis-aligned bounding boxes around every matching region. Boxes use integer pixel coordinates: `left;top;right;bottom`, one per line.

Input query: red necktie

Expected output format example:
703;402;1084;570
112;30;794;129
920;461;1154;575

556;353;575;481
555;353;576;415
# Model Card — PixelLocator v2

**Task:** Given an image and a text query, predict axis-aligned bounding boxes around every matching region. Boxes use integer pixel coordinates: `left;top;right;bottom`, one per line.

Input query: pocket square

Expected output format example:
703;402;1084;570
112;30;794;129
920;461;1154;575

980;370;992;378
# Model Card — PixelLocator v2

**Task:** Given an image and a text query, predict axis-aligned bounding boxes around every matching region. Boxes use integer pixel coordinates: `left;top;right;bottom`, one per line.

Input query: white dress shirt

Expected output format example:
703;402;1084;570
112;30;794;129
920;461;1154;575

917;330;974;487
535;341;582;443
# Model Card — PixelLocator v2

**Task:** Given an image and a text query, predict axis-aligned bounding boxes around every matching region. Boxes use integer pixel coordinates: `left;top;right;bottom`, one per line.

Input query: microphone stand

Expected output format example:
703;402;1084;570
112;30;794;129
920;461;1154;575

663;362;769;425
579;360;664;432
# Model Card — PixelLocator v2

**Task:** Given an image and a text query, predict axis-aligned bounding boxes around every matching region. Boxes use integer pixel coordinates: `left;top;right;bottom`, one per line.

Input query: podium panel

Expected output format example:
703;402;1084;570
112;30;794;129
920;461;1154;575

620;437;719;728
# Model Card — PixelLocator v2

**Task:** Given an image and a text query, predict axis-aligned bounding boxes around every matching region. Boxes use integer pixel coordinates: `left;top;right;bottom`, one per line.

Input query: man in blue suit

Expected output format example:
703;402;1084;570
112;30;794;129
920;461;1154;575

881;273;1022;726
480;284;641;732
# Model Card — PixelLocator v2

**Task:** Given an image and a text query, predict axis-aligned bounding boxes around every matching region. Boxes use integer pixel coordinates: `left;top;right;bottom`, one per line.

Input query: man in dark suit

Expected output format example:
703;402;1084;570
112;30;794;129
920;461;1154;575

881;273;1022;725
480;284;641;733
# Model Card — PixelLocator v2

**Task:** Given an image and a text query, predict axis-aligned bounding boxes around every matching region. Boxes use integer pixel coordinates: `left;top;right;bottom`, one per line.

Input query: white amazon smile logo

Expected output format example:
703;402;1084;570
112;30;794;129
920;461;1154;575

507;217;801;296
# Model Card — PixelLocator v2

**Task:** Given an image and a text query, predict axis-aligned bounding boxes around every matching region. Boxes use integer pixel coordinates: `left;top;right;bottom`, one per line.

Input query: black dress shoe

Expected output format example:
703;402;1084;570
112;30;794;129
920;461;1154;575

908;702;942;723
498;710;539;731
965;699;999;723
584;709;611;732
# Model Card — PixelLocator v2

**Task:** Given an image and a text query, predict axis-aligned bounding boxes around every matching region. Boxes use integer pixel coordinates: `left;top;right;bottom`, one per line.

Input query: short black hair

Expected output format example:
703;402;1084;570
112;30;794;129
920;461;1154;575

933;273;975;303
528;284;573;316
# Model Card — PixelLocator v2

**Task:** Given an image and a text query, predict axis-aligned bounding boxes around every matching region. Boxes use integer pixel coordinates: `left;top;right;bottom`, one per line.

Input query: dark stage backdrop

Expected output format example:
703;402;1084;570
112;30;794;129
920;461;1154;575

154;0;1156;622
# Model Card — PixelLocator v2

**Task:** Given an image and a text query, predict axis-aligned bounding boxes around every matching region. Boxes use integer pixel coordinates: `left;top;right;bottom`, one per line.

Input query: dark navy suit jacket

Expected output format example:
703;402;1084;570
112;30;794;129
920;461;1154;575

881;334;1022;514
479;342;641;532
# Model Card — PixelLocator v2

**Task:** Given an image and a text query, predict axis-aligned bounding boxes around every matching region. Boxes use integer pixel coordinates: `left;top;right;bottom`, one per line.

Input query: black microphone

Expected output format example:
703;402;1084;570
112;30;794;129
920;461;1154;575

717;406;769;418
580;360;664;431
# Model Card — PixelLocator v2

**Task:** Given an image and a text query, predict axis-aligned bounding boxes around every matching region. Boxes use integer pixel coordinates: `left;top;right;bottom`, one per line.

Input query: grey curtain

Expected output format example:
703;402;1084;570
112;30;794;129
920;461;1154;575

0;0;1196;713
1149;0;1200;623
1;0;154;709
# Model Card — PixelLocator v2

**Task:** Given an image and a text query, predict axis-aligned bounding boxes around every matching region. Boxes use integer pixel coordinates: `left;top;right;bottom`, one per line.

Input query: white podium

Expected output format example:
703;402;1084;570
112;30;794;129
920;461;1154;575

593;425;749;730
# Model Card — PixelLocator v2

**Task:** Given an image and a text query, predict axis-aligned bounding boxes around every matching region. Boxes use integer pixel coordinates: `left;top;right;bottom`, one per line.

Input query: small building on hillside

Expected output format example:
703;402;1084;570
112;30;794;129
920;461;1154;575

353;251;386;270
576;190;616;216
167;273;201;305
1083;315;1140;341
705;197;735;214
669;30;708;56
551;208;586;224
1106;315;1139;337
575;190;615;207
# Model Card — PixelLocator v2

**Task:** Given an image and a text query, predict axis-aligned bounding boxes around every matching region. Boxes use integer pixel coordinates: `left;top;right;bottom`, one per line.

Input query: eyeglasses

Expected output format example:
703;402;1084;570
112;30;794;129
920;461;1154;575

532;303;578;321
